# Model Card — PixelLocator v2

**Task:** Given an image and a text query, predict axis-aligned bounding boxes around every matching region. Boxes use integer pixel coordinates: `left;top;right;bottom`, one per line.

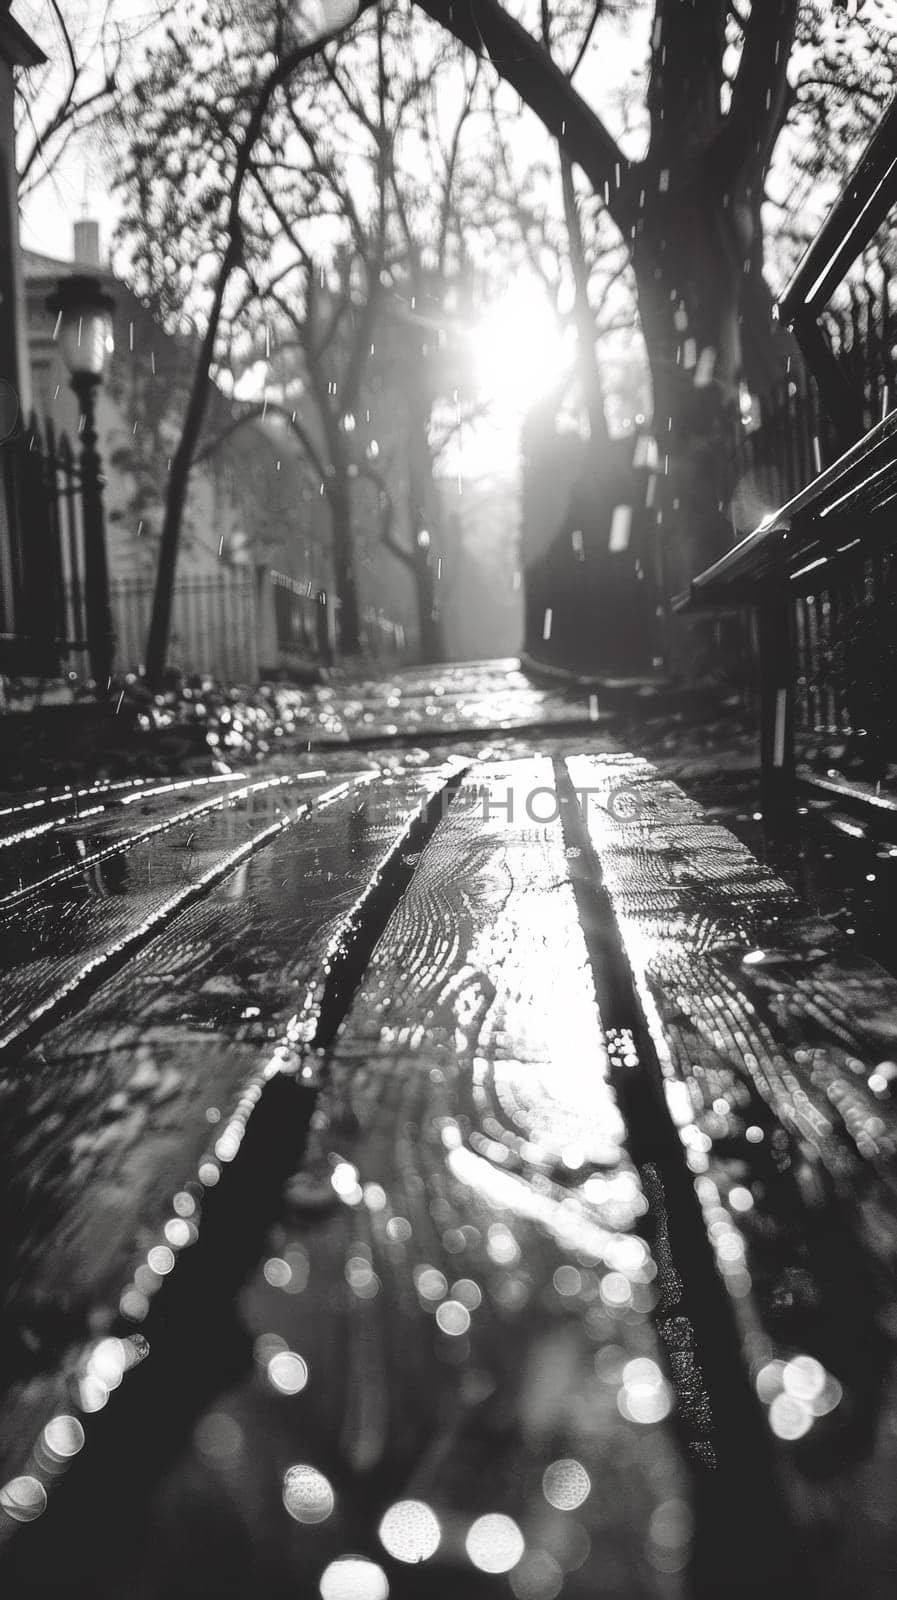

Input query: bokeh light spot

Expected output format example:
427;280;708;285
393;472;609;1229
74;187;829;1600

542;1458;591;1511
195;1411;243;1462
0;1476;47;1524
487;1224;520;1266
87;1338;126;1391
268;1351;309;1395
769;1393;813;1441
43;1415;85;1461
320;1557;389;1600
165;1217;194;1248
283;1464;334;1523
782;1355;825;1403
510;1550;564;1600
553;1265;581;1297
436;1299;471;1336
264;1256;292;1288
618;1358;673;1424
451;1278;482;1309
378;1499;441;1563
415;1266;448;1303
466;1514;525;1573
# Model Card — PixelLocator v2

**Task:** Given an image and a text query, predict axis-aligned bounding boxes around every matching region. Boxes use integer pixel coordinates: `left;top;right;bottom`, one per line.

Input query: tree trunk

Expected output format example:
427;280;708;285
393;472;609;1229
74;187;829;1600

560;152;610;451
301;329;363;659
324;467;361;656
145;240;239;689
631;168;794;674
142;26;348;689
395;0;802;679
407;403;445;663
412;550;442;662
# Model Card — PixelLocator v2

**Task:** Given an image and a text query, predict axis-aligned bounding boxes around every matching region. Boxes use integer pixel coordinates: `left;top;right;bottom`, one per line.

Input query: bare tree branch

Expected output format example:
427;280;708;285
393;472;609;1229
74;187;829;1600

721;0;800;177
195;399;330;486
355;0;633;225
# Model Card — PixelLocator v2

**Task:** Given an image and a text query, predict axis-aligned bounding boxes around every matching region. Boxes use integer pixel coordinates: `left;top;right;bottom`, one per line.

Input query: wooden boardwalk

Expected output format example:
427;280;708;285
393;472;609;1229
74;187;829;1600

1;664;897;1597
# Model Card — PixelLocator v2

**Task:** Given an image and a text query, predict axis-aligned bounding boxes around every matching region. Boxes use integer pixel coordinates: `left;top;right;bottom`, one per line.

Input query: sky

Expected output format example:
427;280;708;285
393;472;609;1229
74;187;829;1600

17;0;172;258
16;0;648;262
14;0;649;479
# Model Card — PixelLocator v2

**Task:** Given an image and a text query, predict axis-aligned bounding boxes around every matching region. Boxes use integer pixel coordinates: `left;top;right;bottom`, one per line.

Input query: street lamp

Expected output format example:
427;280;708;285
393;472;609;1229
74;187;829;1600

46;274;116;692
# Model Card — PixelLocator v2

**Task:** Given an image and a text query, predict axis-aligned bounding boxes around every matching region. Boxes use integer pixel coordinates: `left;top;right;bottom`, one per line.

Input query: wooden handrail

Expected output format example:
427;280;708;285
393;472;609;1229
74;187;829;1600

777;94;897;448
779;95;897;323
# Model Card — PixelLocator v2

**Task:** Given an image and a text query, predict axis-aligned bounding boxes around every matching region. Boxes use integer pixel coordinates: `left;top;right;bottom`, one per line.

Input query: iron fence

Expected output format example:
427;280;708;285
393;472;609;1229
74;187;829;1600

269;569;331;666
1;410;409;682
698;111;897;797
360;604;406;659
734;291;896;514
0;411;87;675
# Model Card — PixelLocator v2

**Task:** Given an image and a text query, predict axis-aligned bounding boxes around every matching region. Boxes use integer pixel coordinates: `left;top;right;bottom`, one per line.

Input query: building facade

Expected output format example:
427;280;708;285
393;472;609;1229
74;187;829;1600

24;225;334;680
0;1;44;669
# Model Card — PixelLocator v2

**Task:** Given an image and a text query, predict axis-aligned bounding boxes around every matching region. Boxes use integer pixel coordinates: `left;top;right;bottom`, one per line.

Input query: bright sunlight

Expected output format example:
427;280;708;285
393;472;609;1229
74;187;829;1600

473;278;573;417
448;278;574;481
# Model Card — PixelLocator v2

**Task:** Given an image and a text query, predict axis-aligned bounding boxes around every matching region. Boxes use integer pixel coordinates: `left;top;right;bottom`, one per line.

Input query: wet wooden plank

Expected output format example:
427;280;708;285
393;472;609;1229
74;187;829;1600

53;759;711;1599
566;754;897;1183
293;660;613;746
0;771;369;1054
0;771;250;848
568;751;897;1591
0;766;456;1490
0;771;318;900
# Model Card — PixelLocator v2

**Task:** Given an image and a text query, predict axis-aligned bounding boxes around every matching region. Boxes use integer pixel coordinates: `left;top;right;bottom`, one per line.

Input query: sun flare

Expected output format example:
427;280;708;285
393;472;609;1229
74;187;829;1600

473;280;572;418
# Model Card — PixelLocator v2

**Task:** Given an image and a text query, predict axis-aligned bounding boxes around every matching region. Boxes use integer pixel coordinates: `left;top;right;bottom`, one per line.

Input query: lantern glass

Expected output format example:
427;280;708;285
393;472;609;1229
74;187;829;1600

58;304;114;380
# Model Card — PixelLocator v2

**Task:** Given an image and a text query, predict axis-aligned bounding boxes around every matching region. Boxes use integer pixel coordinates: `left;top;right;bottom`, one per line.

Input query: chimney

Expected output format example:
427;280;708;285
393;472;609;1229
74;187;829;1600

73;219;101;269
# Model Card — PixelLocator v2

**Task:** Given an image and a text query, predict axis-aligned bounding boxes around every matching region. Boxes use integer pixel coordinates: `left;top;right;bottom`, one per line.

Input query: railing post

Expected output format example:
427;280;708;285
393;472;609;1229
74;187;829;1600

758;584;796;830
58;431;83;652
19;413;59;674
74;375;114;692
791;313;863;455
316;590;333;666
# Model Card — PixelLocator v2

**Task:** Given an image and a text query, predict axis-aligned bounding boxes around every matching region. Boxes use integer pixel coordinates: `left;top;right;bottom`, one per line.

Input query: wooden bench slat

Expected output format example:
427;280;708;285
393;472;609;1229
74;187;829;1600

96;757;692;1598
0;772;372;1054
8;740;897;1593
567;754;897;1178
0;772;250;849
568;752;897;1584
0;766;454;1488
0;771;324;902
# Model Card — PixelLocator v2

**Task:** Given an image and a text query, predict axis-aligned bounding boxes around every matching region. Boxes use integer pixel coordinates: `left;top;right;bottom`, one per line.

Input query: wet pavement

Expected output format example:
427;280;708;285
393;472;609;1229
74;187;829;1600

2;663;897;1598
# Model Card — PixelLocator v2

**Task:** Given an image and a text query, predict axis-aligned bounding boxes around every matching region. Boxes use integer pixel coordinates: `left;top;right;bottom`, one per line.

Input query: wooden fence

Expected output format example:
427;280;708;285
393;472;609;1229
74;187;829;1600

106;569;407;682
109;570;261;683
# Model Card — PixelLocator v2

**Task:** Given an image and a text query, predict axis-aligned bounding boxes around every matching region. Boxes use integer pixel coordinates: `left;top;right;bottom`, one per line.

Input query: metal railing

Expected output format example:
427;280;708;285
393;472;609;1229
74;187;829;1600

1;410;409;683
269;569;331;667
734;284;897;515
683;95;897;813
0;411;87;676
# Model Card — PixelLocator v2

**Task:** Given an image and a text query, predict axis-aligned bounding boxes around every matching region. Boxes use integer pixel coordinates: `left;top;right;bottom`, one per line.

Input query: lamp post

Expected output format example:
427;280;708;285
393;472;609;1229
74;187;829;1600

46;274;115;693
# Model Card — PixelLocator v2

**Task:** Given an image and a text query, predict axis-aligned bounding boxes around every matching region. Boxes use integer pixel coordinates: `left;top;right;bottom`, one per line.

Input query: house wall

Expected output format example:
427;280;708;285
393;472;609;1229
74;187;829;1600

23;235;340;679
0;55;18;641
0;51;29;415
27;272;332;593
26;271;250;587
0;25;38;654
